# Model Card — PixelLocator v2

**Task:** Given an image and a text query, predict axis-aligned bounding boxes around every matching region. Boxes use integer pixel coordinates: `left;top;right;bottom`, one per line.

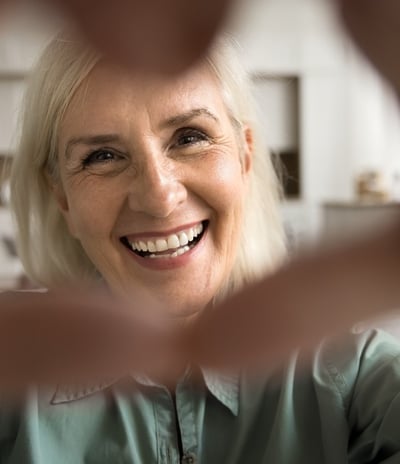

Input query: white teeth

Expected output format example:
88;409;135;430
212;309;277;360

194;223;203;237
149;245;191;259
155;239;168;252
179;232;189;246
193;224;203;237
167;234;180;249
147;241;156;252
139;241;147;252
128;222;205;255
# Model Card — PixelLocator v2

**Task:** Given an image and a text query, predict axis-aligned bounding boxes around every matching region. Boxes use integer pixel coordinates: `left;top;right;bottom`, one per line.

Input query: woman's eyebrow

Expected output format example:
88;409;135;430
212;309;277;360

160;108;219;129
64;108;218;158
64;134;122;159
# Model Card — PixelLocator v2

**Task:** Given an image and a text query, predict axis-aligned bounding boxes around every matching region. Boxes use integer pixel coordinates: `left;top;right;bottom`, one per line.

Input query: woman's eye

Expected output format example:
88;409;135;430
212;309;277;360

77;148;129;176
82;149;119;167
175;129;209;147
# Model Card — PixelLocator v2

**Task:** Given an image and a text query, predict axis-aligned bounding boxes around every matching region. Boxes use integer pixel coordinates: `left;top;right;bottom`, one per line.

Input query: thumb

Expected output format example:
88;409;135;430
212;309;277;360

44;0;232;74
335;0;400;91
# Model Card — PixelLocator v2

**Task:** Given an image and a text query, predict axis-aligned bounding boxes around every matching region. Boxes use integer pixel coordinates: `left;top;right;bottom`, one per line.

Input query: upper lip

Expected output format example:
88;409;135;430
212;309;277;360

121;220;206;241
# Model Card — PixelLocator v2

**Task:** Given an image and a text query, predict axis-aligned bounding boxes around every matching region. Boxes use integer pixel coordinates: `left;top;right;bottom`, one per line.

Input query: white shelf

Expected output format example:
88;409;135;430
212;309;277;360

322;201;400;243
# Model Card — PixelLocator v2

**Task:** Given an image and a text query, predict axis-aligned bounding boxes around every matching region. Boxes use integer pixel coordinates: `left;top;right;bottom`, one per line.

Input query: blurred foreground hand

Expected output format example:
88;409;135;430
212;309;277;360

191;222;400;370
337;0;400;92
0;289;183;394
39;0;232;74
0;0;400;388
1;222;400;393
1;0;400;81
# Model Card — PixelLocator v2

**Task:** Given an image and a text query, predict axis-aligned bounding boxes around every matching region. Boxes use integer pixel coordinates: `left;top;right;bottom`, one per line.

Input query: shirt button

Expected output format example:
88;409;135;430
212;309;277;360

181;452;197;464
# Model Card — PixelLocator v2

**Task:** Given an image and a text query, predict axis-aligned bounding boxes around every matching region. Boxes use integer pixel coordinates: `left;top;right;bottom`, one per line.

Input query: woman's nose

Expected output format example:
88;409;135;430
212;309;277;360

127;156;187;218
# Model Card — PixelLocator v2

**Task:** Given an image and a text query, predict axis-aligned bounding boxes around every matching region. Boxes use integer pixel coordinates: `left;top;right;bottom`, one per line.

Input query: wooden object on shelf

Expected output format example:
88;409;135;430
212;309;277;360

355;170;389;203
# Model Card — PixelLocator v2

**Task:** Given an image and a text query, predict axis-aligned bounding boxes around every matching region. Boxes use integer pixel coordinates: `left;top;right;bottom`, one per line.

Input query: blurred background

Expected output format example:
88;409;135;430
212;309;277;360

1;0;400;289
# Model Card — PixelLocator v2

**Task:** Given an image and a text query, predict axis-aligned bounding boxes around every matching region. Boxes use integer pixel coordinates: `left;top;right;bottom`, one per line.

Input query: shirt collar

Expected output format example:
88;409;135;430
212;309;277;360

51;368;240;416
202;369;239;416
50;378;116;404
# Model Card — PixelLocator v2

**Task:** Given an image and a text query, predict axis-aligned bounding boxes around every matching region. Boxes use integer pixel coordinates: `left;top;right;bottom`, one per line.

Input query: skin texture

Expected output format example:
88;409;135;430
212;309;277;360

55;61;251;318
0;0;400;387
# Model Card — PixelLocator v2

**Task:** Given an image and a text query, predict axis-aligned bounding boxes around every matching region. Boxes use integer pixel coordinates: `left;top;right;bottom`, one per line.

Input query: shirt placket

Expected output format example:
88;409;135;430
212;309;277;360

153;387;181;464
152;380;202;464
175;380;201;464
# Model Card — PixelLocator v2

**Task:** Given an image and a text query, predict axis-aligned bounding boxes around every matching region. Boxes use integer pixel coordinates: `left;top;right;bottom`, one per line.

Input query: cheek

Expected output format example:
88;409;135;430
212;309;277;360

200;154;246;212
64;181;123;240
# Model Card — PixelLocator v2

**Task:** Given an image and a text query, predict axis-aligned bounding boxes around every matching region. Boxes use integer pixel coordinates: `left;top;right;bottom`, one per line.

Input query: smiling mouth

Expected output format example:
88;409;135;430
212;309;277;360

121;220;208;259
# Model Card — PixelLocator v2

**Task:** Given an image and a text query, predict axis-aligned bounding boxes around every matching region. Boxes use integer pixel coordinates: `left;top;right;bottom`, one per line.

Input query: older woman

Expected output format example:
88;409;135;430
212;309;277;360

3;32;400;463
11;33;285;311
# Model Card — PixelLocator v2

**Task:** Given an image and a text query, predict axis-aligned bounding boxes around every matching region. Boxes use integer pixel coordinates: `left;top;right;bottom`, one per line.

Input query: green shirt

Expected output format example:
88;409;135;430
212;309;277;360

1;329;400;463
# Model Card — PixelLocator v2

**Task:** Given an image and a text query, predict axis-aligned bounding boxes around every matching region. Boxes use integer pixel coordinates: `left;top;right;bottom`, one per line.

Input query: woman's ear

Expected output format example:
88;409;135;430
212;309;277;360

45;172;69;212
242;125;254;175
45;172;78;237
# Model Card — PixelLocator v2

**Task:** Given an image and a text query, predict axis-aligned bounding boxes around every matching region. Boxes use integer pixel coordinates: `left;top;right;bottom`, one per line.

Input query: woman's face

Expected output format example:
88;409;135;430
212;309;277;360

56;61;252;318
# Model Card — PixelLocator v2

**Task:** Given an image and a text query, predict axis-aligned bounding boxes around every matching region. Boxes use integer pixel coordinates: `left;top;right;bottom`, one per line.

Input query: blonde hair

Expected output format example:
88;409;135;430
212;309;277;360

10;33;286;295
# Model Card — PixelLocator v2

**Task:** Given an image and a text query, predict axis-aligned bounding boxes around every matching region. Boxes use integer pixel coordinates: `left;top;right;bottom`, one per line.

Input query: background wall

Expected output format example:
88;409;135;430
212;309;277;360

230;0;400;244
1;0;400;286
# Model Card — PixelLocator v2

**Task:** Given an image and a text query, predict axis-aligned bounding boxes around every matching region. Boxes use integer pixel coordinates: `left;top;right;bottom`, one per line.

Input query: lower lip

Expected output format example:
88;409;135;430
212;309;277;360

124;228;208;271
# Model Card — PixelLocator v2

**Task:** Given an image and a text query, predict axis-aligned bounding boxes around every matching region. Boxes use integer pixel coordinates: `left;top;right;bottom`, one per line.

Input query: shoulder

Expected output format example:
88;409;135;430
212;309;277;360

236;330;400;462
313;329;400;460
314;328;400;407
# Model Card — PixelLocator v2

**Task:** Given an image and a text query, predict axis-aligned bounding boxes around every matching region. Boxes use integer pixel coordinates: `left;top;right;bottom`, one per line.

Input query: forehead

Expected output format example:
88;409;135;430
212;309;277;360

63;60;227;127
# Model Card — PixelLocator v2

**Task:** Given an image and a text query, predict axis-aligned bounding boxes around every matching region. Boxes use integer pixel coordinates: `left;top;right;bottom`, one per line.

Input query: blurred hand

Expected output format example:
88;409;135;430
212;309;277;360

0;0;400;385
0;289;184;393
336;0;400;91
2;219;400;393
188;0;400;370
41;0;232;74
189;222;400;370
1;0;399;83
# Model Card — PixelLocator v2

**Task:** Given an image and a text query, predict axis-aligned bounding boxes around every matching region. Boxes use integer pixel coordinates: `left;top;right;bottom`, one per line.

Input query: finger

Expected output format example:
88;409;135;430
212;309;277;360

0;289;177;391
43;0;232;74
189;221;400;370
335;0;400;91
0;0;14;22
